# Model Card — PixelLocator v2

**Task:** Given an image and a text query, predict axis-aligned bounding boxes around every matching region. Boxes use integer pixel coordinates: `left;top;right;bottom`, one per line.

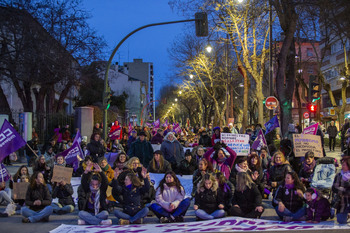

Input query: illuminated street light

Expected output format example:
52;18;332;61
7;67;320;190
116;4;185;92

172;103;175;106
178;90;182;95
175;98;178;102
205;45;213;53
239;83;244;87
237;0;244;2
222;101;224;105
189;74;194;79
340;76;346;81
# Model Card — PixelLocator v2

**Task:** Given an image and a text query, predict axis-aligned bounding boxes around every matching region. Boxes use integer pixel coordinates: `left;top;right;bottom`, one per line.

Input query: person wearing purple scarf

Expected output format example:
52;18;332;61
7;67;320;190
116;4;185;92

299;151;316;188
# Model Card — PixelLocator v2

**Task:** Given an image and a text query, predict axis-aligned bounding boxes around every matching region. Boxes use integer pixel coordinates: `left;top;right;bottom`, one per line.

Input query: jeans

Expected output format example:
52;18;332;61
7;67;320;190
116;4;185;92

337;206;350;224
0;189;13;205
21;206;53;223
195;209;225;220
51;203;74;214
275;206;306;220
329;137;336;151
150;198;191;219
114;207;149;223
78;210;109;225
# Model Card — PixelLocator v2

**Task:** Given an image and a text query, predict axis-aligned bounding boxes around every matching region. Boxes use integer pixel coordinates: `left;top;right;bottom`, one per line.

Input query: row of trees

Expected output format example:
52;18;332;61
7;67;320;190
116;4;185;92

158;0;350;136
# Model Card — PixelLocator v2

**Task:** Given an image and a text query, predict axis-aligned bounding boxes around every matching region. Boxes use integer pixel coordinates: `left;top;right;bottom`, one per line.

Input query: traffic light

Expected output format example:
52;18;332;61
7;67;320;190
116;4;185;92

308;75;320;102
195;12;208;37
103;86;111;110
307;103;317;112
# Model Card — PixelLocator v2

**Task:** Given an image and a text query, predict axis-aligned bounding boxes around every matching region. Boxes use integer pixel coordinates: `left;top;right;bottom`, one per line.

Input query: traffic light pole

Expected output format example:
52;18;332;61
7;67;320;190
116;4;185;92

102;19;197;140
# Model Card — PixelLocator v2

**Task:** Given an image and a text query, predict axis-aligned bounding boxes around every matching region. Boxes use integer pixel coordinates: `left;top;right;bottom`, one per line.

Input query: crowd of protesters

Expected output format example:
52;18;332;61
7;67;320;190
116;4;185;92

0;119;349;226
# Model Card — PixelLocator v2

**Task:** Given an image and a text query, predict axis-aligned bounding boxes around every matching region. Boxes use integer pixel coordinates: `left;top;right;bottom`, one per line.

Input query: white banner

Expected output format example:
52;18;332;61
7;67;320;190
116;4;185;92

221;133;250;156
149;173;193;198
50;217;350;233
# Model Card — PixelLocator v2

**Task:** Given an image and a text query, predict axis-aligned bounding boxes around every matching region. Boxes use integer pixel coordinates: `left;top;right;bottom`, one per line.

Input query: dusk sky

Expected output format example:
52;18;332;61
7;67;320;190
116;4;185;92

82;0;193;97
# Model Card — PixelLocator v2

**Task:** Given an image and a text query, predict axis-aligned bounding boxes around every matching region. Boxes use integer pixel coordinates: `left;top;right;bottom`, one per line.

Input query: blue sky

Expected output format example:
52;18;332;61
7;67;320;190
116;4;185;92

82;0;191;96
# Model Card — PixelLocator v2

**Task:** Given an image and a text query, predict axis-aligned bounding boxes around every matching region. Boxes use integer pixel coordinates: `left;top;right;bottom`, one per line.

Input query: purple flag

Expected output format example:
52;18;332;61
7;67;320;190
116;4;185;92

146;122;152;128
251;129;267;150
264;115;280;135
56;140;84;171
162;119;168;128
0;163;11;182
105;152;119;166
128;123;133;136
153;119;160;128
302;123;318;135
108;128;121;140
0;119;26;163
174;123;181;134
73;129;81;144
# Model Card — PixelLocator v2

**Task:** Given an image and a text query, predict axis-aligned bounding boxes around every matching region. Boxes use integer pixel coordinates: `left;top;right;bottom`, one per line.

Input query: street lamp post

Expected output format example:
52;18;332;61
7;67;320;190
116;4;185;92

269;0;274;119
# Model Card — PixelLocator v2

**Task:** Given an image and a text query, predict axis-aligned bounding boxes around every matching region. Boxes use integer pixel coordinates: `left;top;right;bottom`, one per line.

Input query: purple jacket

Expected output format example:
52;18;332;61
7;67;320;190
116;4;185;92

204;146;237;179
306;197;330;222
151;133;163;144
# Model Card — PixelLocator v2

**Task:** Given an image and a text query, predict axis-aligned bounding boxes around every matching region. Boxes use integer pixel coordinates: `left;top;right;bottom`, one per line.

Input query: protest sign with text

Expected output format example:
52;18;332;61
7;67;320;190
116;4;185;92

293;134;323;157
13;182;29;200
221;133;250;156
51;165;73;184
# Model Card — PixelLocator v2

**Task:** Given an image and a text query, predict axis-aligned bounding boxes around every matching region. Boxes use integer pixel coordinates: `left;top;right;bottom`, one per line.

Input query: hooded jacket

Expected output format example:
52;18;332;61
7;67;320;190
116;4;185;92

195;181;224;214
160;133;184;165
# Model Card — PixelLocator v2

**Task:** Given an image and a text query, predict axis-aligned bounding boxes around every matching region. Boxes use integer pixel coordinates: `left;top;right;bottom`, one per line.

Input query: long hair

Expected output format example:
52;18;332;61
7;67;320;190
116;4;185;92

125;157;141;170
14;165;29;181
126;172;142;187
157;171;183;194
213;148;226;161
284;171;305;192
150;153;165;171
248;153;261;170
29;171;46;189
197;173;217;193
199;158;214;172
236;172;253;192
215;172;227;186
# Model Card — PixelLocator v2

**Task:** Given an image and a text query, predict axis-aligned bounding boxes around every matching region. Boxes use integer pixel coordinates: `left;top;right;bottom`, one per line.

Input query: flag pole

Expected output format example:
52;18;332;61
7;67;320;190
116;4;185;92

26;143;39;158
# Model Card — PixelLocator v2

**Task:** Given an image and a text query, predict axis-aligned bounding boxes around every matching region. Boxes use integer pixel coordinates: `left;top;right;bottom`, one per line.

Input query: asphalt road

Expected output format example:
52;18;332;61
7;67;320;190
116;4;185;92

0;148;348;233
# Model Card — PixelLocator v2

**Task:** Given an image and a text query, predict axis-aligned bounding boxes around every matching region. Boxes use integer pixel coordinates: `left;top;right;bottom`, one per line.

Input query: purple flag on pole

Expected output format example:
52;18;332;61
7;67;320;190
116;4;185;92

302;123;318;135
251;129;267;150
264;116;280;135
56;140;84;171
153;119;160;128
73;129;81;144
0;119;26;163
105;152;119;166
0;163;11;182
174;123;181;134
146;122;152;128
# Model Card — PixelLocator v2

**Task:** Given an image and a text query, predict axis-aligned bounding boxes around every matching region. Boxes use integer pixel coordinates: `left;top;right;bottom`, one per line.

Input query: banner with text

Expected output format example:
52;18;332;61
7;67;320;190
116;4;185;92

293;134;323;157
221;133;250;156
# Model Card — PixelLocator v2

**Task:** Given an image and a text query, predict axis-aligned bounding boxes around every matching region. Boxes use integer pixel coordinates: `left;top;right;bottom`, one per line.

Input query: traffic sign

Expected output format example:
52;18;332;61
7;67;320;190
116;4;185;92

265;96;279;110
303;112;309;119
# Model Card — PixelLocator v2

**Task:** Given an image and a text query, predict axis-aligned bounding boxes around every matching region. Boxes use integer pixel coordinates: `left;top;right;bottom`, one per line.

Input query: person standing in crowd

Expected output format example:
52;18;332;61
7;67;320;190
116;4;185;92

127;130;138;150
151;128;164;145
161;132;184;173
25;137;41;167
332;155;350;224
150;171;191;223
21;172;53;223
199;130;212;147
113;152;129;171
128;131;154;168
86;133;105;163
147;150;172;174
211;127;221;146
93;123;103;136
163;125;174;136
228;123;238;134
178;149;198;175
43;146;56;168
341;118;350;151
327;120;338;152
194;173;225;221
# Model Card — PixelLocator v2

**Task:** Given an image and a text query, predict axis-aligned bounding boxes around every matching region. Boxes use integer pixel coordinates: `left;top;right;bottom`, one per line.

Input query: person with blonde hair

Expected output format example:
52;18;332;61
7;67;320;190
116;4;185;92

194;173;225;220
229;172;264;218
268;151;293;189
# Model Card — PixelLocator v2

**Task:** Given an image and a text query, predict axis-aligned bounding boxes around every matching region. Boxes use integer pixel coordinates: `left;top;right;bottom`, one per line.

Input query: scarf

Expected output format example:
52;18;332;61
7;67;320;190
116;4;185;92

303;160;316;174
126;184;132;191
341;170;350;181
102;164;110;172
285;183;295;189
235;164;248;173
89;184;101;215
220;183;231;193
166;182;176;187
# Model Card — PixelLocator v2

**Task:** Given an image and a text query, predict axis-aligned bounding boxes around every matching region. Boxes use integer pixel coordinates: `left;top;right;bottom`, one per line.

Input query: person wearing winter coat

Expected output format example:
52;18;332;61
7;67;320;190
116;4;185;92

32;155;51;192
215;172;234;212
98;157;115;202
111;169;150;225
178;149;198;175
128;131;154;168
332;156;350;224
268;151;293;189
327;121;338;151
299;151;316;188
304;188;330;223
211;127;221;146
127;130;138;149
151;129;164;144
199;130;212;147
77;164;112;225
193;145;206;162
9;165;30;207
160;132;184;172
273;171;306;222
150;171;191;223
229;172;264;218
229;157;250;186
112;152;129;170
147;150;172;174
21;172;53;223
248;153;265;195
194;174;225;220
86;133;105;163
192;158;214;196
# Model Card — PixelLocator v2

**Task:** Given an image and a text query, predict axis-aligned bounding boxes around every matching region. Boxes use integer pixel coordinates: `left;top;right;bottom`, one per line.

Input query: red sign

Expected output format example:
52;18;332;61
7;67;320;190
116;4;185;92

303;112;310;119
265;96;279;110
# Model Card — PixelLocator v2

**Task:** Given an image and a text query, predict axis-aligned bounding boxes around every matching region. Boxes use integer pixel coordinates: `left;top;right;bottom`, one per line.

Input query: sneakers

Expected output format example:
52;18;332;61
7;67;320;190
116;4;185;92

22;217;31;223
100;219;112;225
160;217;168;223
119;219;130;225
78;219;86;225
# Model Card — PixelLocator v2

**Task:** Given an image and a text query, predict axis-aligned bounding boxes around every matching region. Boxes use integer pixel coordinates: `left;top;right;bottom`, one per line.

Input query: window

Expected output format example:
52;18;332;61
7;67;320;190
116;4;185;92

307;48;313;57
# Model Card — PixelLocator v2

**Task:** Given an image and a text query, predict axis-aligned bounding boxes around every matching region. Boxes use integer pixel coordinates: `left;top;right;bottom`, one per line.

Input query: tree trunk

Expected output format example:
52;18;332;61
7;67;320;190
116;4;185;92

13;79;33;112
56;80;74;113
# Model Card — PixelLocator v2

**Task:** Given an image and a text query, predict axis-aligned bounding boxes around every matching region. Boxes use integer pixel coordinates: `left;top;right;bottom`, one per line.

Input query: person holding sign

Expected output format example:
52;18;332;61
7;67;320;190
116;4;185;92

77;163;112;225
21;172;53;223
111;169;150;225
33;155;52;193
194;173;225;220
10;165;30;206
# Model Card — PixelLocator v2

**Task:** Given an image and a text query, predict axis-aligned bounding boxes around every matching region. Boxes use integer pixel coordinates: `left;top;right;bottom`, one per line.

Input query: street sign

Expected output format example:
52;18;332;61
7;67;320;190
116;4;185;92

265;96;279;110
303;112;309;119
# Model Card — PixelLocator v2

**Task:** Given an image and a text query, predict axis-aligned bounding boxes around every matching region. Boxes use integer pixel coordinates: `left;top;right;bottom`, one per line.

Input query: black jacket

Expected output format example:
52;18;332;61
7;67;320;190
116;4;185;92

78;171;108;213
195;185;224;214
111;177;150;216
268;164;293;186
327;125;338;138
52;183;75;207
25;184;52;211
147;160;172;174
178;157;198;175
199;135;212;147
87;140;105;162
232;183;262;213
273;184;304;213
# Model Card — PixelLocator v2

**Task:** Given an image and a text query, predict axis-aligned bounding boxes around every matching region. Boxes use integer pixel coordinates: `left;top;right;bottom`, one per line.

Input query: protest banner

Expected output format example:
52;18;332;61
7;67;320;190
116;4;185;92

57;140;84;171
108;128;121;140
293;134;323;157
302;123;318;135
221;133;250;156
51;165;73;184
251;129;267;151
151;144;161;152
13;182;29;200
264;115;280;135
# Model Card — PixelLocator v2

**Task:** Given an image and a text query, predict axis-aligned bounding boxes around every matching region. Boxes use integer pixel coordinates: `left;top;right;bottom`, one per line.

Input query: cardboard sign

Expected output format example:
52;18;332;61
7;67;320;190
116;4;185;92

293;134;323;157
221;133;250;156
13;182;29;200
51;165;73;184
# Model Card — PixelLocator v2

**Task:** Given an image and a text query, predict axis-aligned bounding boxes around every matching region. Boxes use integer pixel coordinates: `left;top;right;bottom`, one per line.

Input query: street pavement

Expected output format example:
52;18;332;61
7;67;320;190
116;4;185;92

0;147;348;233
